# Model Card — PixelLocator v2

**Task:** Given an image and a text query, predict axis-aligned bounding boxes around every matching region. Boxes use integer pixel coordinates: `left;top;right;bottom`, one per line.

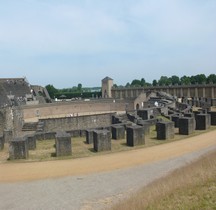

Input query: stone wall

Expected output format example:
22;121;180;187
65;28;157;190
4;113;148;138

40;113;113;132
22;99;134;120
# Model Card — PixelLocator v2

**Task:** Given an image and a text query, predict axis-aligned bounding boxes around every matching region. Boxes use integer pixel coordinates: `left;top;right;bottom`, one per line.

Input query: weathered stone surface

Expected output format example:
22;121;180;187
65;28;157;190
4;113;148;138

0;134;4;150
208;111;216;125
9;137;29;160
137;120;150;135
3;130;13;143
126;125;145;147
55;131;72;157
171;115;180;128
196;114;211;130
26;134;36;150
156;121;174;140
179;117;194;135
111;125;125;140
86;129;94;144
93;130;111;152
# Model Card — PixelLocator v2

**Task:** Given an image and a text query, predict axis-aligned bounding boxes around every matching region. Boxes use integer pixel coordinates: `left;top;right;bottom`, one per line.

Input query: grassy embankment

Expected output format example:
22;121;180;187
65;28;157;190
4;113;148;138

110;150;216;210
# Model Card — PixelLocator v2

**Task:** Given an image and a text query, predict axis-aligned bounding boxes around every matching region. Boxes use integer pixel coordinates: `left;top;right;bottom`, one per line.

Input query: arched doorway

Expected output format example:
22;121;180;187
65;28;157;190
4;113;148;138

136;103;140;110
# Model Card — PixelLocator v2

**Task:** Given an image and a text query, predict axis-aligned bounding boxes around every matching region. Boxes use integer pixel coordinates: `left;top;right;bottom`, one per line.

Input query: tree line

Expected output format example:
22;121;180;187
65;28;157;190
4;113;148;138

45;83;101;99
46;74;216;99
114;74;216;88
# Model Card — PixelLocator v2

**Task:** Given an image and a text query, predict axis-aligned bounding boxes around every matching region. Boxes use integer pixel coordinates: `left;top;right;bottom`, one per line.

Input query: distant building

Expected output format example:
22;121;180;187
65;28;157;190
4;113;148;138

101;76;113;98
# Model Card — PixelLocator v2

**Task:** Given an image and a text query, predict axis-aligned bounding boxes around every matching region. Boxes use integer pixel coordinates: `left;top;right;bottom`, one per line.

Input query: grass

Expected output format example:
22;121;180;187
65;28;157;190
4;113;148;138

110;149;216;210
0;124;216;163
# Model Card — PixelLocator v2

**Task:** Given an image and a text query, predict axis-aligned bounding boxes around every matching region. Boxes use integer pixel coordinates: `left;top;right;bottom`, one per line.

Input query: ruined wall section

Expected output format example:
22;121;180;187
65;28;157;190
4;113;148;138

40;113;113;132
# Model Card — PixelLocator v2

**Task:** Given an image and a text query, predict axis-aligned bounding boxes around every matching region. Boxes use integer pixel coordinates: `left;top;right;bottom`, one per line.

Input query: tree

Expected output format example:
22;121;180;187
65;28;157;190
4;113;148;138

77;83;82;92
140;78;146;87
152;79;158;86
195;74;206;84
158;76;171;86
125;82;130;87
45;84;58;99
131;79;141;87
180;75;191;85
170;75;180;85
207;74;216;84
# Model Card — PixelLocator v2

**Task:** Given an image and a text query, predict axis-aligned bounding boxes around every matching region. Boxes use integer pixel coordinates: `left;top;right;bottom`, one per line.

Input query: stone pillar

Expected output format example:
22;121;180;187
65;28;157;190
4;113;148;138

55;131;72;157
211;87;215;98
26;134;36;150
9;137;29;160
156;121;175;140
196;114;211;130
179;117;194;135
195;87;198;98
0;134;4;150
111;125;125;140
93;130;111;152
202;87;206;97
126;125;145;146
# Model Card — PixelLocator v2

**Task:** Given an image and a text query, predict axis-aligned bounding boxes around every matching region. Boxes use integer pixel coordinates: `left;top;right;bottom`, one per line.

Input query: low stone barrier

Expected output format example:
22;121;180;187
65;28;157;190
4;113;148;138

9;137;29;160
55;131;72;157
93;130;111;152
156;121;174;140
111;125;125;140
179;117;194;135
126;125;145;146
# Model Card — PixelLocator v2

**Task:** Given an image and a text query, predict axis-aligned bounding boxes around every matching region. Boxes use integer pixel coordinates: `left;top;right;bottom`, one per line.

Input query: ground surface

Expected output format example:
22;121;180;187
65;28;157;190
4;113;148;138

0;130;216;210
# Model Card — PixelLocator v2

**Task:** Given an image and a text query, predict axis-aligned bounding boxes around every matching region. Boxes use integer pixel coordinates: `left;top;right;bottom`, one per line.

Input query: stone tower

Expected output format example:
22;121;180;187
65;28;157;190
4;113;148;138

101;76;113;98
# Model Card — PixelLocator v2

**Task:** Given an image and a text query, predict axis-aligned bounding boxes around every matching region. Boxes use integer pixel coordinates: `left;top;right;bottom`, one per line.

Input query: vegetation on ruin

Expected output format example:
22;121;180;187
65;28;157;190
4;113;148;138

110;149;216;210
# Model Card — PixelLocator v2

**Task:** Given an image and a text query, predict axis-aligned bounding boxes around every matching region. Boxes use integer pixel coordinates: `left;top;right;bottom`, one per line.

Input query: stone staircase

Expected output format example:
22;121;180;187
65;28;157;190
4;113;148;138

22;122;38;131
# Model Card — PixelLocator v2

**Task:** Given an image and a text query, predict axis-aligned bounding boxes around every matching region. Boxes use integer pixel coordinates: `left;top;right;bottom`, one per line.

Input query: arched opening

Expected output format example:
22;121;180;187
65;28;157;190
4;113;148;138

136;103;140;110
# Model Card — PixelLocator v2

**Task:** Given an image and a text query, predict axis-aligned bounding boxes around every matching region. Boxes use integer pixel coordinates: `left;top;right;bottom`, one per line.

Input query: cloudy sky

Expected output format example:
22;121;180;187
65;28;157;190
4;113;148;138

0;0;215;88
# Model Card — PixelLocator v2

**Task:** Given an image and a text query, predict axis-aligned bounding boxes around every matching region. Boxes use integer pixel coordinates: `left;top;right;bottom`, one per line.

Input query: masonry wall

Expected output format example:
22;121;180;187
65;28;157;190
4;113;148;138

40;113;113;132
22;99;134;120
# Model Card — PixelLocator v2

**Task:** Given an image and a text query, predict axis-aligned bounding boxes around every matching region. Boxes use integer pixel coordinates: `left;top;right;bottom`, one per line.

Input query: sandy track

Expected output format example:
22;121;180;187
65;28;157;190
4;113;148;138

1;130;216;182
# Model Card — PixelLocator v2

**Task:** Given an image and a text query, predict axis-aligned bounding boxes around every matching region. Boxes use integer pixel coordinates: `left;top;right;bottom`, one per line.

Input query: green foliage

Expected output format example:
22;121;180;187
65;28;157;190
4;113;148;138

45;84;58;99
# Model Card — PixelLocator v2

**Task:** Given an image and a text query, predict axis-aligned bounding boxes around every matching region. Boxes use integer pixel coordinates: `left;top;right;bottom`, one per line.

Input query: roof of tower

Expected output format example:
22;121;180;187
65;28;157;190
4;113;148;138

102;76;113;82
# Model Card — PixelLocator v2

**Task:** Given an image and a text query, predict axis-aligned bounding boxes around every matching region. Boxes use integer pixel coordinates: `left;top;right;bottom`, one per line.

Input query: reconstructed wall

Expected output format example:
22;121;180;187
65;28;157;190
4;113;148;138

40;113;113;132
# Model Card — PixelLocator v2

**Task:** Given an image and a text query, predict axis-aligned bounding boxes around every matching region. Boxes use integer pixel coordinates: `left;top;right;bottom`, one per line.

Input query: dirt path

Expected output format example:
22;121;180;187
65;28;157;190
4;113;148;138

1;130;216;183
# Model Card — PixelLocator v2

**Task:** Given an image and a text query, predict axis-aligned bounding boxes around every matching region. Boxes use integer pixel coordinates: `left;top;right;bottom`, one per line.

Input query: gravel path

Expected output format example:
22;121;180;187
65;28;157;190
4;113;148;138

0;130;216;210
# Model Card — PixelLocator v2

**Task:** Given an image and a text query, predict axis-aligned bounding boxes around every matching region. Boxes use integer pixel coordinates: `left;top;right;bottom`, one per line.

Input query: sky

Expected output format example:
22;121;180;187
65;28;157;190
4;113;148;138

0;0;216;88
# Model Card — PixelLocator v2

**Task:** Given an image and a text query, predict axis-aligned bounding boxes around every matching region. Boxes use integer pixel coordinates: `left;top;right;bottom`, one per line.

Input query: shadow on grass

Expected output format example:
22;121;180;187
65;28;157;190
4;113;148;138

88;148;97;153
51;152;56;157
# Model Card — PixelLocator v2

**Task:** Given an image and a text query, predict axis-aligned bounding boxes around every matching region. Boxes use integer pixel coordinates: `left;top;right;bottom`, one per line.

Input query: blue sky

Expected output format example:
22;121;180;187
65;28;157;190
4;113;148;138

0;0;216;88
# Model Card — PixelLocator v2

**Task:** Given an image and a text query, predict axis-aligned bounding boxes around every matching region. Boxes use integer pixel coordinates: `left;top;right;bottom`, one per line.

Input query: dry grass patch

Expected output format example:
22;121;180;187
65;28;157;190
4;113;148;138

110;149;216;210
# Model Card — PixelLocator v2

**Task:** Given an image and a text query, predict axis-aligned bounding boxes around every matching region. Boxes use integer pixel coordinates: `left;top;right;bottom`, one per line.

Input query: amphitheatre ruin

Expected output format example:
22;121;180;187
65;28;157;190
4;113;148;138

0;76;216;161
0;76;216;209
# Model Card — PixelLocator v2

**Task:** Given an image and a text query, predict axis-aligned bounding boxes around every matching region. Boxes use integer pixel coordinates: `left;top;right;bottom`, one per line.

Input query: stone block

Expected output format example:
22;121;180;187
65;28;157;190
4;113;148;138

156;121;174;140
9;137;29;160
86;129;94;144
55;131;72;157
111;125;125;140
0;134;4;150
196;114;211;130
179;117;194;135
3;130;13;143
171;115;180;128
66;130;80;137
126;125;145;146
26;134;36;150
44;132;56;140
137;120;150;135
208;111;216;125
93;130;111;152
